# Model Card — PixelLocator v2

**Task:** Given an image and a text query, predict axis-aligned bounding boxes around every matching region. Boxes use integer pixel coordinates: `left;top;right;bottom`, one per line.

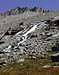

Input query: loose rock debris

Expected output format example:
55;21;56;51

0;14;59;65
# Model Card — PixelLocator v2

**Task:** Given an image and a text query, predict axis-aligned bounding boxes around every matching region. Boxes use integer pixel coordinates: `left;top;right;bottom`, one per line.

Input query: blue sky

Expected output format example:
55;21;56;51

0;0;59;12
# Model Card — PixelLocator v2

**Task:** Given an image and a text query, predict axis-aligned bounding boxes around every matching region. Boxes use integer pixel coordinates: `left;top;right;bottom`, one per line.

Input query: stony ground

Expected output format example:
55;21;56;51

0;10;59;74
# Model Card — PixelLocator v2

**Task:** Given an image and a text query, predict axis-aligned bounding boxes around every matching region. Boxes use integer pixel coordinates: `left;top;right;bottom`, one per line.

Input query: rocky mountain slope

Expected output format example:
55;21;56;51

0;8;59;66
